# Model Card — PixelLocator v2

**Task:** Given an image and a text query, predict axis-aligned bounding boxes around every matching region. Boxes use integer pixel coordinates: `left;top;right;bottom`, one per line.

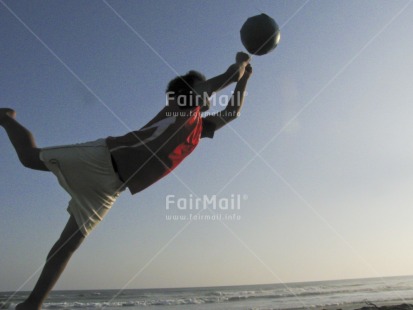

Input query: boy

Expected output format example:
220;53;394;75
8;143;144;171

0;52;252;310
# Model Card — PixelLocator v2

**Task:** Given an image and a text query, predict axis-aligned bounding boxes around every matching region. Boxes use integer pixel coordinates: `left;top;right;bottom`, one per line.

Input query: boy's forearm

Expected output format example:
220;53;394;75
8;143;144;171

203;61;251;131
203;76;250;131
193;66;238;98
225;76;249;117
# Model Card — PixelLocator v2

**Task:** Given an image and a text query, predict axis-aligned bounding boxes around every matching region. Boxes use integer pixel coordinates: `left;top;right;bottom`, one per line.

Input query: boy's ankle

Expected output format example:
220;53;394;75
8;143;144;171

15;301;41;310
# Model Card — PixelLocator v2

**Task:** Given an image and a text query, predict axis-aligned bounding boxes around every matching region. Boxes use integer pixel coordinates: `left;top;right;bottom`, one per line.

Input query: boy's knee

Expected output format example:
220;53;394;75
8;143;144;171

18;150;48;171
19;154;35;168
18;149;38;166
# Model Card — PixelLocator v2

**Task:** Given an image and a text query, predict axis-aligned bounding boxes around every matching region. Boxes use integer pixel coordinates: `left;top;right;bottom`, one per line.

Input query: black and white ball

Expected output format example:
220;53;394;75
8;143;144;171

240;13;281;56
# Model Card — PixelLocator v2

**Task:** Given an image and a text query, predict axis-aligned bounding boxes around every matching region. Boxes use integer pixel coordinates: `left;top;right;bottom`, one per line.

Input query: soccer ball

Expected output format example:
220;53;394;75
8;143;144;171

240;13;281;56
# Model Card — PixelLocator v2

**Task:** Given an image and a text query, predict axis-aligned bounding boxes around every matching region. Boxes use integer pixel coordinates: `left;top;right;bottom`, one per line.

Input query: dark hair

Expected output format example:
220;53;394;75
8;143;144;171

166;70;206;95
166;71;206;109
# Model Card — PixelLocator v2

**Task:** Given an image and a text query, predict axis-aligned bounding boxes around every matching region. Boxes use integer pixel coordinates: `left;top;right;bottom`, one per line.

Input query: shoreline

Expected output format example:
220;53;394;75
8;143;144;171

315;301;413;310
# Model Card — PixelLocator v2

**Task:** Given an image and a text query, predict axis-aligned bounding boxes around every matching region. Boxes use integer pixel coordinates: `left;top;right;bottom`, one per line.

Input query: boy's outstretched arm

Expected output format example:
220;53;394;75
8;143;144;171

193;52;250;98
203;63;252;131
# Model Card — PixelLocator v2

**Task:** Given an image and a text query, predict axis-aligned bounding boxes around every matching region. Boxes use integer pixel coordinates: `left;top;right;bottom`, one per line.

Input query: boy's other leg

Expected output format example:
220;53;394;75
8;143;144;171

16;216;85;310
0;108;48;171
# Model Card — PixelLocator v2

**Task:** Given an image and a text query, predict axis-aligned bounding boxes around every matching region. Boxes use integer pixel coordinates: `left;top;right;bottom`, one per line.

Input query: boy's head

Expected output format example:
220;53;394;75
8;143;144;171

166;70;210;111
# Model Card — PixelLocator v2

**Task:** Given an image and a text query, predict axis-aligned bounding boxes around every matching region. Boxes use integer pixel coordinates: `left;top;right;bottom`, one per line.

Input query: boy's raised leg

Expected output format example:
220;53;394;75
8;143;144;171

16;216;85;310
0;108;48;171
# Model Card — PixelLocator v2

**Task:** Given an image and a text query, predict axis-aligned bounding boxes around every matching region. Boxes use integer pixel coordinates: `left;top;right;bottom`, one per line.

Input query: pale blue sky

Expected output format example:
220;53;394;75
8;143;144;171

1;0;413;292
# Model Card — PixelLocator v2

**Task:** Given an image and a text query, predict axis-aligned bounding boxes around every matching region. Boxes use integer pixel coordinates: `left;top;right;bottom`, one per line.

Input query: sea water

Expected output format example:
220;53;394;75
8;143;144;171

2;275;413;310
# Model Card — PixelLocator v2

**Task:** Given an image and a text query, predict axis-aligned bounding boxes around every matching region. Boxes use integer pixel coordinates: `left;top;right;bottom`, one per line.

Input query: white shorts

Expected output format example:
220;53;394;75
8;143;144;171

40;139;125;237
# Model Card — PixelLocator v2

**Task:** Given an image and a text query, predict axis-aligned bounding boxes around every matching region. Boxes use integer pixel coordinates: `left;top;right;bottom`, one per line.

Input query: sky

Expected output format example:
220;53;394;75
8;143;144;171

1;0;413;292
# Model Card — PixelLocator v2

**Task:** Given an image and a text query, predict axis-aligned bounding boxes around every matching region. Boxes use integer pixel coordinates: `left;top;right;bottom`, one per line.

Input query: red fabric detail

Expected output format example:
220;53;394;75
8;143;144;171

160;107;202;179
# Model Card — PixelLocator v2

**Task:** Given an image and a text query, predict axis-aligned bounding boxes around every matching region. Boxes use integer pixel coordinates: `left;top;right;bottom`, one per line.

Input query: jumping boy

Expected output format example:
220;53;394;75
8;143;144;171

0;52;252;310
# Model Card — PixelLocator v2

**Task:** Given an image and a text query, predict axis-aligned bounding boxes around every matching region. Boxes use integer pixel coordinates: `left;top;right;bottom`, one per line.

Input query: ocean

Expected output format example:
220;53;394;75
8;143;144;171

2;276;413;310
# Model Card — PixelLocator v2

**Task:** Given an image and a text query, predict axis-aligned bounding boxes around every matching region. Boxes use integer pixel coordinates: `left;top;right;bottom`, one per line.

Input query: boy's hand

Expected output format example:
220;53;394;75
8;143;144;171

226;52;251;82
236;52;251;64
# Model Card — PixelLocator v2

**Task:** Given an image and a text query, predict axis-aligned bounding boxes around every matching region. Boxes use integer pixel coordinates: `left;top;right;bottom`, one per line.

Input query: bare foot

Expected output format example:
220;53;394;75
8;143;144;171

15;301;40;310
0;108;16;125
